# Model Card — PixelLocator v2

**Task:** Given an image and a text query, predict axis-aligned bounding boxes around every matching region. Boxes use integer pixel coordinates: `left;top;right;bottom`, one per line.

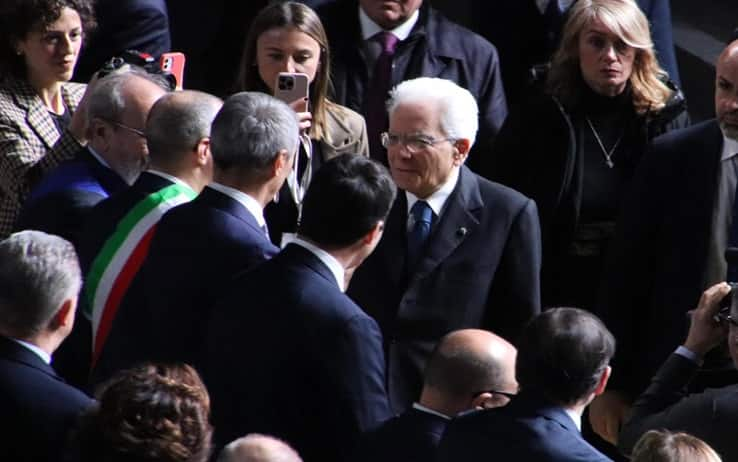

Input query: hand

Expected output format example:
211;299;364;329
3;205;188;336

289;98;311;133
589;390;632;445
684;282;731;356
68;72;101;144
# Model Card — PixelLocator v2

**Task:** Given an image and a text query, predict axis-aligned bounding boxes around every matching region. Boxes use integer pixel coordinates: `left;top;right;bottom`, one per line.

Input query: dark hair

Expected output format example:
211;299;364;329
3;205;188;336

516;308;615;405
234;1;333;141
298;154;396;248
0;0;96;79
75;363;212;462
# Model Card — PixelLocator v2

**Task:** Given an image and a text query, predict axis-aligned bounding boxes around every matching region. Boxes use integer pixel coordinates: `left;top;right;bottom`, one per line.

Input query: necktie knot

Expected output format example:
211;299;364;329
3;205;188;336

377;31;399;55
411;200;433;226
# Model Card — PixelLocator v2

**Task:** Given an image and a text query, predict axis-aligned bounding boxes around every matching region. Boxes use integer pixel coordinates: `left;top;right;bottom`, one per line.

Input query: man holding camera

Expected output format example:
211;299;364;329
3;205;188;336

618;282;738;461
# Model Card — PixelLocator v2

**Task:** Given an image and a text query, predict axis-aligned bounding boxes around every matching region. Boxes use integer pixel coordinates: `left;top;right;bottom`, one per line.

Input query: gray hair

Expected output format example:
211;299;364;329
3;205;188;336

386;77;479;148
218;434;302;462
145;90;224;165
210;92;299;175
0;231;81;337
87;66;171;123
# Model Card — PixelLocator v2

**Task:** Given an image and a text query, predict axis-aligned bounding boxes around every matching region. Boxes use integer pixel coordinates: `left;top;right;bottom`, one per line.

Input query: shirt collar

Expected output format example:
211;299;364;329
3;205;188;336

359;5;419;41
291;236;346;292
146;169;195;192
721;132;738;161
564;408;582;432
10;338;51;364
412;402;452;420
207;182;266;227
405;167;460;218
87;146;111;169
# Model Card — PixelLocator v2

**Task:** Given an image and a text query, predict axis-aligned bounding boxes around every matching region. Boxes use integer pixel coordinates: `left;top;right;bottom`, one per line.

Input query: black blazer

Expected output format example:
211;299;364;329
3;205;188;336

348;166;541;412
202;244;392;461
0;336;93;462
92;186;278;384
356;406;448;462
597;120;725;395
619;353;738;461
438;395;611;462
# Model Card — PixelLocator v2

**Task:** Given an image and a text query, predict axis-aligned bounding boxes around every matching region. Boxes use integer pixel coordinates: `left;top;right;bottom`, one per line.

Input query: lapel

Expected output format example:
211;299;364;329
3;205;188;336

10;79;60;151
378;192;410;288
411;166;482;281
0;335;60;381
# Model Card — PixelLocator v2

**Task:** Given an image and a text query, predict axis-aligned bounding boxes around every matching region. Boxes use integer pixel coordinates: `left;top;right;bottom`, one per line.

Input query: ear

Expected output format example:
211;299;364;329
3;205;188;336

194;137;211;167
471;392;494;410
272;148;292;177
362;220;385;246
51;298;77;331
452;138;471;165
593;365;612;396
90;118;112;149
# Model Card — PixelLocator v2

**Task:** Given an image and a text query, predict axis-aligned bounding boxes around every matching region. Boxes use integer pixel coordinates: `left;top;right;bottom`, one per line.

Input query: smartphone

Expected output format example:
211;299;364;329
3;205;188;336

160;52;186;90
274;72;309;112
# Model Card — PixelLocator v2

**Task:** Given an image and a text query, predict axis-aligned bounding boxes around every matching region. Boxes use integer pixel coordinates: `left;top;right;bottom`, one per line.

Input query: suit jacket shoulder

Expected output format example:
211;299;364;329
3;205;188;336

357;407;448;462
322;101;369;160
0;336;93;461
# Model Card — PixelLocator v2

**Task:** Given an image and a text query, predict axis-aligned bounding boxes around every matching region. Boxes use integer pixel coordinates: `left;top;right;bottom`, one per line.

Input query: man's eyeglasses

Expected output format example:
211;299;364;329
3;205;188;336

105;119;146;138
380;132;456;154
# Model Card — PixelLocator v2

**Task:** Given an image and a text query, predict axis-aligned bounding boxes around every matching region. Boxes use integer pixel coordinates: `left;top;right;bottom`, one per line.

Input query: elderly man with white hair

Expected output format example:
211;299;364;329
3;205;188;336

348;76;542;413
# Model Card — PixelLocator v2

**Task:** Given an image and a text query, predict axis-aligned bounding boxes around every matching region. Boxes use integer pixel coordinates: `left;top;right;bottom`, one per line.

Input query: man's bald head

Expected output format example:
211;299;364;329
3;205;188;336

421;329;517;414
217;434;302;462
715;40;738;140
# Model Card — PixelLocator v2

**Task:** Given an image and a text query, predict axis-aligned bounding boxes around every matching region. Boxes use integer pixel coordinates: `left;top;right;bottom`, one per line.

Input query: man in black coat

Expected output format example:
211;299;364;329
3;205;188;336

0;230;94;462
316;0;507;173
347;77;541;413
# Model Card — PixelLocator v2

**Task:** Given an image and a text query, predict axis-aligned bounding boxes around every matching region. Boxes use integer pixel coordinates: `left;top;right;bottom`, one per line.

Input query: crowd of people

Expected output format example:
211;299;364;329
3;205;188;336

0;0;736;461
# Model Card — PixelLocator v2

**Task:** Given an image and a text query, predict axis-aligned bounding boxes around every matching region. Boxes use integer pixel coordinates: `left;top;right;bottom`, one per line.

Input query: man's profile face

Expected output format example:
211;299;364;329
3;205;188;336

386;100;461;198
715;46;738;140
359;0;423;30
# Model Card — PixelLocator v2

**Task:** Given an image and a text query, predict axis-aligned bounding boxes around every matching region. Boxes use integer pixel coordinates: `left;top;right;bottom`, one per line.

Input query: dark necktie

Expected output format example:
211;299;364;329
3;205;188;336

407;200;433;270
366;31;399;165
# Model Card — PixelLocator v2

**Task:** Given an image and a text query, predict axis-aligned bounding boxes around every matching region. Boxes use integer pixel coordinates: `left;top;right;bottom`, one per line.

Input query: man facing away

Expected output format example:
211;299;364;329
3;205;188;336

0;230;94;461
358;328;518;462
438;308;615;462
203;154;396;462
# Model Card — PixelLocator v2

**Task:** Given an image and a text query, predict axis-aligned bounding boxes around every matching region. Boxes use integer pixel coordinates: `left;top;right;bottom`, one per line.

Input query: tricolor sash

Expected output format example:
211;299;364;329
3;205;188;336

84;183;196;365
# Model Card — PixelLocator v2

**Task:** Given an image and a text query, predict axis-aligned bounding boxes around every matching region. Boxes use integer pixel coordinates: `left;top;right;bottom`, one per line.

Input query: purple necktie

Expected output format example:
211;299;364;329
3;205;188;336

366;31;399;164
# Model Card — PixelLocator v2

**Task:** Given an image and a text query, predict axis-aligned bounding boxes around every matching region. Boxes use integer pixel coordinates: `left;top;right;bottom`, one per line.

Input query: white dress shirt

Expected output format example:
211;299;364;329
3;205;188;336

292;236;346;292
207;182;267;228
405;167;460;231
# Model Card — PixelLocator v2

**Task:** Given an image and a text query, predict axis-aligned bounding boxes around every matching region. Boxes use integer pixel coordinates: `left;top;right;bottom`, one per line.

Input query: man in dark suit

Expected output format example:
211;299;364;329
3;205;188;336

202;154;396;461
618;283;738;460
358;328;518;462
0;230;94;461
72;90;221;378
592;39;738;446
92;91;298;384
316;0;507;171
17;70;169;248
438;308;615;462
74;0;171;82
348;77;541;413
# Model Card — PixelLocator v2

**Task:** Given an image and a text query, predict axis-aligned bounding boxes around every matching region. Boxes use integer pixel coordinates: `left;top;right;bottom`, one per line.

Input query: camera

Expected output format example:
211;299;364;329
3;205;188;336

96;50;177;90
278;75;295;91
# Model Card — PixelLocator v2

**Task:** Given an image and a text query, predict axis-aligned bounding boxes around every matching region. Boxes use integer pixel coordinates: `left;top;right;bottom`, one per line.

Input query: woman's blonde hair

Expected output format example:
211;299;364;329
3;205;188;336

234;1;333;141
546;0;672;114
631;430;722;462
